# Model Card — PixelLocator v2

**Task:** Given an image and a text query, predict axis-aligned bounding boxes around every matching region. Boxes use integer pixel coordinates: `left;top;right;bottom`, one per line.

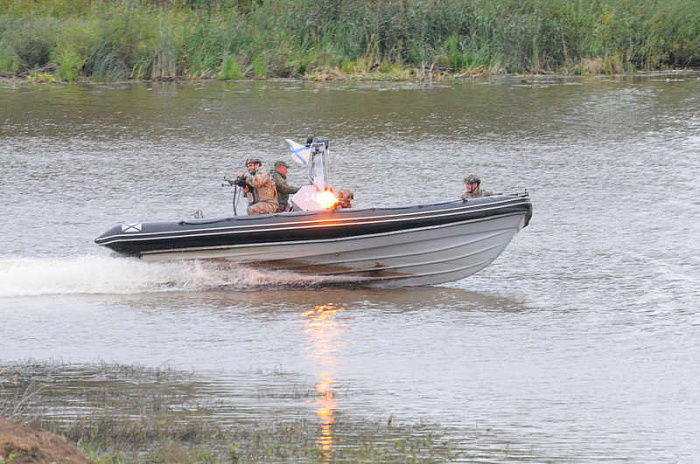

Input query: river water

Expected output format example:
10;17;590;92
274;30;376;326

1;74;699;462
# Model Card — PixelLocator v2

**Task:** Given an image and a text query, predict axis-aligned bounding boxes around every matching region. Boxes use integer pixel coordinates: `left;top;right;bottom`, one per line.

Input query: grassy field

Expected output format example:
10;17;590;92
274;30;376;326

0;0;698;82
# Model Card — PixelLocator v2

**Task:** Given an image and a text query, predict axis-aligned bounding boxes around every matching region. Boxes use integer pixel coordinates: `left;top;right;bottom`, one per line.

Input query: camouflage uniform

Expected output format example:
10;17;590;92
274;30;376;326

270;168;299;212
336;189;354;208
461;174;492;200
461;188;492;199
245;168;279;215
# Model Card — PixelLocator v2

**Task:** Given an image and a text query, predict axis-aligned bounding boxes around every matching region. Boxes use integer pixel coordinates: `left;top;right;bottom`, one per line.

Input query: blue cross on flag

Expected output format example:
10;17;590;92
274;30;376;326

285;139;311;165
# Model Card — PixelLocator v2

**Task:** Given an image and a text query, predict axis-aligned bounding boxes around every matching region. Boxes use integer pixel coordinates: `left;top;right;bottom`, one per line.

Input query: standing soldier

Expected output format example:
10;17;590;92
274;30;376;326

461;174;492;199
236;157;279;215
270;161;299;212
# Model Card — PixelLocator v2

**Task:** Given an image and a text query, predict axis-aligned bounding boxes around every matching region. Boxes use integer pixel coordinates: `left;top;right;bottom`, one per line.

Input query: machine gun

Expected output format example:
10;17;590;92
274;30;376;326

222;176;249;216
223;176;248;188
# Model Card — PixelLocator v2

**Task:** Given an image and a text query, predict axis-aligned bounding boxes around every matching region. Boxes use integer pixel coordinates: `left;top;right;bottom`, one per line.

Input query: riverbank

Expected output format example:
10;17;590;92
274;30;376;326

1;361;456;463
0;417;92;464
3;68;698;89
1;0;698;83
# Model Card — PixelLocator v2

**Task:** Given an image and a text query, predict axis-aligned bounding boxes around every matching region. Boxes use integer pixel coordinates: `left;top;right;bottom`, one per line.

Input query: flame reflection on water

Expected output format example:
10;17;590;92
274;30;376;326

302;302;346;462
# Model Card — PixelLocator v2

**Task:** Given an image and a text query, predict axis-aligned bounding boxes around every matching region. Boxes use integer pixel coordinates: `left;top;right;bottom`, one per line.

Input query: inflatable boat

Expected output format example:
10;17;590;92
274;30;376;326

95;137;532;287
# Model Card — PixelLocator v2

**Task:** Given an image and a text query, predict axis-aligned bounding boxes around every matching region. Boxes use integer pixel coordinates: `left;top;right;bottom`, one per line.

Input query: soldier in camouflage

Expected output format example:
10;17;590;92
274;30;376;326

236;157;279;215
461;174;492;199
336;189;354;208
270;161;299;212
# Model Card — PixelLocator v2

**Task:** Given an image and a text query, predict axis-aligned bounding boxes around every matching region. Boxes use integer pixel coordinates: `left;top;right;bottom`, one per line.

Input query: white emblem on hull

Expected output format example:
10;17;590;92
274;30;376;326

121;223;142;233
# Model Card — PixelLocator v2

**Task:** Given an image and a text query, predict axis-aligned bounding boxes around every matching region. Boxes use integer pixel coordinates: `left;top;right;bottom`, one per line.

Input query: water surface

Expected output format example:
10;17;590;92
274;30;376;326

1;74;699;462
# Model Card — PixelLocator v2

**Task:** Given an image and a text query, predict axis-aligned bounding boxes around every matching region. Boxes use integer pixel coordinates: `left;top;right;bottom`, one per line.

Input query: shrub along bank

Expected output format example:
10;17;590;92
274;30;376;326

0;0;698;82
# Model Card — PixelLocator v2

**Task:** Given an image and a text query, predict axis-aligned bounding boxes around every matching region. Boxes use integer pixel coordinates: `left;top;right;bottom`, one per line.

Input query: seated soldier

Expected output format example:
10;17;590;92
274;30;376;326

336;189;354;208
461;174;492;199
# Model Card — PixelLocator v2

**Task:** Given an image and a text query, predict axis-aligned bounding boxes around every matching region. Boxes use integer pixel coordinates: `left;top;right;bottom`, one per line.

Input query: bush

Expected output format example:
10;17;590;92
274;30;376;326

1;0;698;79
1;16;59;71
54;45;82;81
220;54;243;79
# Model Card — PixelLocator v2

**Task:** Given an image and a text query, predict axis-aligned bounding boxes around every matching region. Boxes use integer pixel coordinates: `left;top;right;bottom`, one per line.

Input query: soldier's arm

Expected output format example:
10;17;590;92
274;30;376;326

278;179;299;194
271;172;297;194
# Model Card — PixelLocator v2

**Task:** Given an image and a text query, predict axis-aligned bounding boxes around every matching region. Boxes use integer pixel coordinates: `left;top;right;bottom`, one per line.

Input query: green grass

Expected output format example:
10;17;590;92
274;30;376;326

0;0;698;82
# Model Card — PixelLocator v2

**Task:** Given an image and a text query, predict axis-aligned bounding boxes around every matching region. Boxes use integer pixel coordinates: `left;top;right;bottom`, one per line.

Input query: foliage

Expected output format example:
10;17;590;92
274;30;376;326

0;0;698;81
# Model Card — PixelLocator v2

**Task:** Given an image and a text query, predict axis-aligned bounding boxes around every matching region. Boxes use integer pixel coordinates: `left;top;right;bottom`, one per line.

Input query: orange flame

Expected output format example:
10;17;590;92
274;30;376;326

317;189;339;209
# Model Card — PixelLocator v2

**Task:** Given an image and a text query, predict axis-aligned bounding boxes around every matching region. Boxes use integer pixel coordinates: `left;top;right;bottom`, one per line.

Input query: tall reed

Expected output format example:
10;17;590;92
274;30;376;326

0;0;697;81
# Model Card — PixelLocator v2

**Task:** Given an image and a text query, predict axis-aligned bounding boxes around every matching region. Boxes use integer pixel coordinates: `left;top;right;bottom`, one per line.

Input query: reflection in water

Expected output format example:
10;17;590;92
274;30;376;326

302;303;346;462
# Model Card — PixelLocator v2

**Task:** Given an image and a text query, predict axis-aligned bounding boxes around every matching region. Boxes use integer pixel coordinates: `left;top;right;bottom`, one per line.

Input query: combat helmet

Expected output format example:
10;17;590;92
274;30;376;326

464;173;481;185
245;157;262;166
337;189;354;200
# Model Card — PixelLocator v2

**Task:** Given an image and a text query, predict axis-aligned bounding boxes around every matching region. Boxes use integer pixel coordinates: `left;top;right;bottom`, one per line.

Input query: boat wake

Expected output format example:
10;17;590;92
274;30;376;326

0;255;357;297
